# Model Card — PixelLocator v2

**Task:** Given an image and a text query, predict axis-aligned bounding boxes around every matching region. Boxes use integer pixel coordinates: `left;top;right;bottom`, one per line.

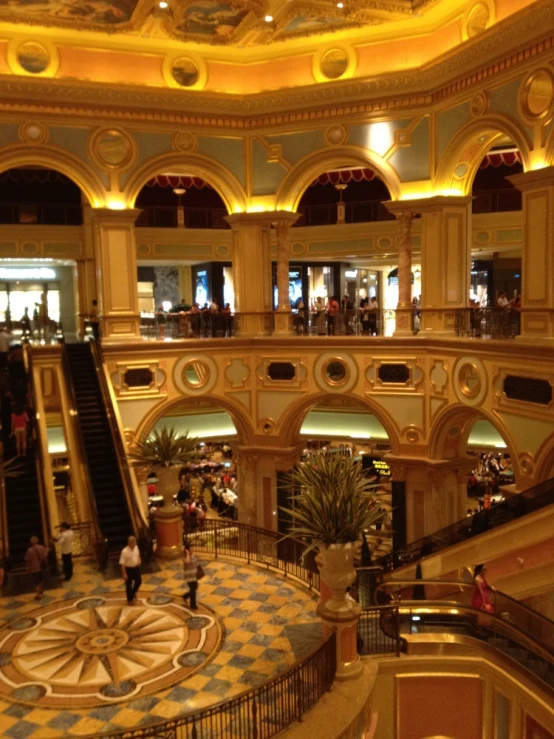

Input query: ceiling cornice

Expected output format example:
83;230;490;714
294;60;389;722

0;0;551;131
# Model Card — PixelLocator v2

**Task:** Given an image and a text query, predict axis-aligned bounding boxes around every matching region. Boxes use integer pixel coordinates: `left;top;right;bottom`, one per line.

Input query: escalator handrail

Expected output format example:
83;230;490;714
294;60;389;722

375;475;554;569
24;346;52;548
392;602;554;674
61;344;105;549
89;340;149;543
375;579;554;655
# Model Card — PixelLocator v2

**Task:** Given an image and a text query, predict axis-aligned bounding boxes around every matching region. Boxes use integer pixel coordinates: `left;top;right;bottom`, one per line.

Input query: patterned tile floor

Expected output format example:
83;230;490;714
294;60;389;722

0;558;320;738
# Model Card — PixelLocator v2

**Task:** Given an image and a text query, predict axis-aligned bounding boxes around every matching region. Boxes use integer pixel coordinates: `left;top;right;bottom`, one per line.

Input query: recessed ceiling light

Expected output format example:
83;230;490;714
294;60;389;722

159;1;168;7
337;1;344;7
264;14;273;22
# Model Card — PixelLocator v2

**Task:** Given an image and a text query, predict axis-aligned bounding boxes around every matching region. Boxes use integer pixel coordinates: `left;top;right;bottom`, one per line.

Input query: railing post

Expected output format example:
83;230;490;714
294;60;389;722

214;520;219;560
395;606;401;657
251;695;258;739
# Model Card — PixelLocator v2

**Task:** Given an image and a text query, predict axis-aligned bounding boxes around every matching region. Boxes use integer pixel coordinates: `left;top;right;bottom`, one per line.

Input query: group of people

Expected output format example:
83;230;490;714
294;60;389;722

157;299;233;338
296;294;380;336
23;522;74;600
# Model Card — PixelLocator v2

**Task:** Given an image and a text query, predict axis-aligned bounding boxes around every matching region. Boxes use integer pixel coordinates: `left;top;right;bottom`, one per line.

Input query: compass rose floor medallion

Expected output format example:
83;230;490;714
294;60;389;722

0;593;221;708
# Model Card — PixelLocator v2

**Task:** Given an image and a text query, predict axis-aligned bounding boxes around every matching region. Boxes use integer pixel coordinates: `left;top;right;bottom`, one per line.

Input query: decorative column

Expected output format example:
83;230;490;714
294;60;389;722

384;204;415;336
77;201;97;338
273;212;300;335
508;167;554;341
91;208;141;342
316;541;363;680
391;196;471;335
225;212;274;337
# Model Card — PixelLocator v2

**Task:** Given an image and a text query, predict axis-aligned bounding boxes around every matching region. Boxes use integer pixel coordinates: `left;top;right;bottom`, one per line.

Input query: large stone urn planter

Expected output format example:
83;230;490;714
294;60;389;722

155;465;180;506
316;540;363;680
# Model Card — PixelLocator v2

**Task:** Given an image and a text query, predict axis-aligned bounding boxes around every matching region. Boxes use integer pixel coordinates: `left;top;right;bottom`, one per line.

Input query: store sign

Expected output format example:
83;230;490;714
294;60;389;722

371;459;391;477
345;270;358;278
0;267;56;280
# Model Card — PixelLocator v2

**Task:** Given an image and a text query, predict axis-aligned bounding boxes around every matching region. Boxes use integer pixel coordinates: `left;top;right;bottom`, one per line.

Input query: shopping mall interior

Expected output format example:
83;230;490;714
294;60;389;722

0;0;552;737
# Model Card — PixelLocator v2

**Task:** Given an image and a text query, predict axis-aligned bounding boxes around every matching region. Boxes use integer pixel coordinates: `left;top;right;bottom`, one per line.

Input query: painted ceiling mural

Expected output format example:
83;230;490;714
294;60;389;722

0;0;436;42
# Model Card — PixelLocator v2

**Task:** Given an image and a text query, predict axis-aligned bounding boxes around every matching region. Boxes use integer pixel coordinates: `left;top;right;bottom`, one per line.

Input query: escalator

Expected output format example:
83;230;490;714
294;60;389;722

63;342;142;555
0;351;47;568
376;475;554;575
372;579;554;691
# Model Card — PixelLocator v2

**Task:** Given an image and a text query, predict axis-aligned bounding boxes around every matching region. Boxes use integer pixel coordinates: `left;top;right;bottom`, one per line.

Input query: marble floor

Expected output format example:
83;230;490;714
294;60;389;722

0;558;320;738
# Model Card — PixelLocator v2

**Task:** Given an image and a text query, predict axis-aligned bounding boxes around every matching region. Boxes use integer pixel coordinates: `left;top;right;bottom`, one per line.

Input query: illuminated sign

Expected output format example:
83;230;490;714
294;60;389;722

0;267;56;280
371;460;391;476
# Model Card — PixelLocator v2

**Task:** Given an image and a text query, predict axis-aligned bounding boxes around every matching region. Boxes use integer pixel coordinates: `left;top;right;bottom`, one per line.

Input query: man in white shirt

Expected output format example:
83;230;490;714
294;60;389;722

55;522;74;582
120;536;142;605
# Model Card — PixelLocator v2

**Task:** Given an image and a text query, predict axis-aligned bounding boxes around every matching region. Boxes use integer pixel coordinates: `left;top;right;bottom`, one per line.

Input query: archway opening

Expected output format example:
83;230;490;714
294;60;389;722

279;397;394;559
0;167;84;339
134;173;235;332
432;408;515;516
470;140;523;316
135;174;229;230
145;398;240;519
281;167;409;336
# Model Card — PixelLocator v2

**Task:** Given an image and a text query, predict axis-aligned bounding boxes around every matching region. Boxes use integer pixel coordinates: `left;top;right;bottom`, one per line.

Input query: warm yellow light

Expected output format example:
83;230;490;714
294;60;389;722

246;205;274;213
337;1;344;7
106;199;126;210
367;121;394;157
529;155;548;171
159;1;168;7
399;187;464;201
264;14;273;22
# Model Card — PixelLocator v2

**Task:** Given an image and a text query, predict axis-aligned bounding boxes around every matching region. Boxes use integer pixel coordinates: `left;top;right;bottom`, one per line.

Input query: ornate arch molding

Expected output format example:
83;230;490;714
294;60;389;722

533;433;554;484
544;124;554;168
428;403;520;478
0;144;105;206
133;394;255;447
275;144;402;211
435;115;532;196
124;152;248;213
277;391;401;455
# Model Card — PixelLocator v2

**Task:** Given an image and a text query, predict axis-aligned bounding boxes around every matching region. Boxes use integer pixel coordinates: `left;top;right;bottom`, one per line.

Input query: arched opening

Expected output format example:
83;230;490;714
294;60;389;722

275;155;410;335
437;118;531;338
129;160;243;329
0;167;83;226
430;406;517;511
0;166;85;340
135;175;229;230
278;395;397;557
138;397;248;520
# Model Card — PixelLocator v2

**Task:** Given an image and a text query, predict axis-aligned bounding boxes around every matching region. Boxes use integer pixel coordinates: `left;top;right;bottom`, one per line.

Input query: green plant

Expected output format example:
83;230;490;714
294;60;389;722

280;452;386;552
129;426;198;470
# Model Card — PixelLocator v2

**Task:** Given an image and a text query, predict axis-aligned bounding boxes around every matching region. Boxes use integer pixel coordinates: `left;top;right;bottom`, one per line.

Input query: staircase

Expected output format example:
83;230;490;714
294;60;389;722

64;342;133;553
1;362;45;568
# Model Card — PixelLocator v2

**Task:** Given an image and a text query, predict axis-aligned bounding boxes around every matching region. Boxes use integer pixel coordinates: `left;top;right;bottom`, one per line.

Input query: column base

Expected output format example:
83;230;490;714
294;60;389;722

273;310;294;336
101;315;141;342
335;654;364;681
154;506;183;560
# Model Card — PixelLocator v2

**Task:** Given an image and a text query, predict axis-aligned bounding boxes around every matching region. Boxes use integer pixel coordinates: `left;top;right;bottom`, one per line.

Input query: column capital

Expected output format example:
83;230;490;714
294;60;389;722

91;207;142;225
385;196;472;216
508;165;554;191
225;210;298;229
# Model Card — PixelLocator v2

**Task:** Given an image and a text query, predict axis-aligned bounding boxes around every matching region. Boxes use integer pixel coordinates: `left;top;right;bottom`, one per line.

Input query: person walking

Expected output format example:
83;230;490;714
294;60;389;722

120;535;142;605
182;543;199;610
25;536;47;600
55;522;74;582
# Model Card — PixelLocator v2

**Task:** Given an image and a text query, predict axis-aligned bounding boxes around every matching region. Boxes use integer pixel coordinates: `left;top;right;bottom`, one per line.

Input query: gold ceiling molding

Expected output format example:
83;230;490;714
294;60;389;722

0;8;552;130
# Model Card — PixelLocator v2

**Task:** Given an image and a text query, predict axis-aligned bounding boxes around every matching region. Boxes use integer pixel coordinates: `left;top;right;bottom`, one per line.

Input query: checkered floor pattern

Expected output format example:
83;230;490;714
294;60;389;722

0;558;320;738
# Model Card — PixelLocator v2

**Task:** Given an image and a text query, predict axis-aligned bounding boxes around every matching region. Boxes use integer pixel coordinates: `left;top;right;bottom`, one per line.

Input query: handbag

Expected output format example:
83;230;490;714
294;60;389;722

196;564;206;580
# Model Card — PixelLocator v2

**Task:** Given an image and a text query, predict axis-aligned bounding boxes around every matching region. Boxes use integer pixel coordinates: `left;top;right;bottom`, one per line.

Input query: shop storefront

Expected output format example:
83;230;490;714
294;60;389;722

342;267;380;307
0;263;76;335
192;263;233;310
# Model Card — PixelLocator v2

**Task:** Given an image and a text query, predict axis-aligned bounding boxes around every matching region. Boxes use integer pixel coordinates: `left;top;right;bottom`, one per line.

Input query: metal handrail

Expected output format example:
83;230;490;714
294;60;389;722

90;340;150;550
24;346;52;548
375;579;554;656
375;475;554;571
60;344;107;568
79;630;337;739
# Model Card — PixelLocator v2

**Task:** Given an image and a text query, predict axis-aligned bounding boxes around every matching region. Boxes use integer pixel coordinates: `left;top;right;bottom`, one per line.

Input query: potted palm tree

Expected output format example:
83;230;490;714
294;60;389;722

281;452;385;616
129;426;198;505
